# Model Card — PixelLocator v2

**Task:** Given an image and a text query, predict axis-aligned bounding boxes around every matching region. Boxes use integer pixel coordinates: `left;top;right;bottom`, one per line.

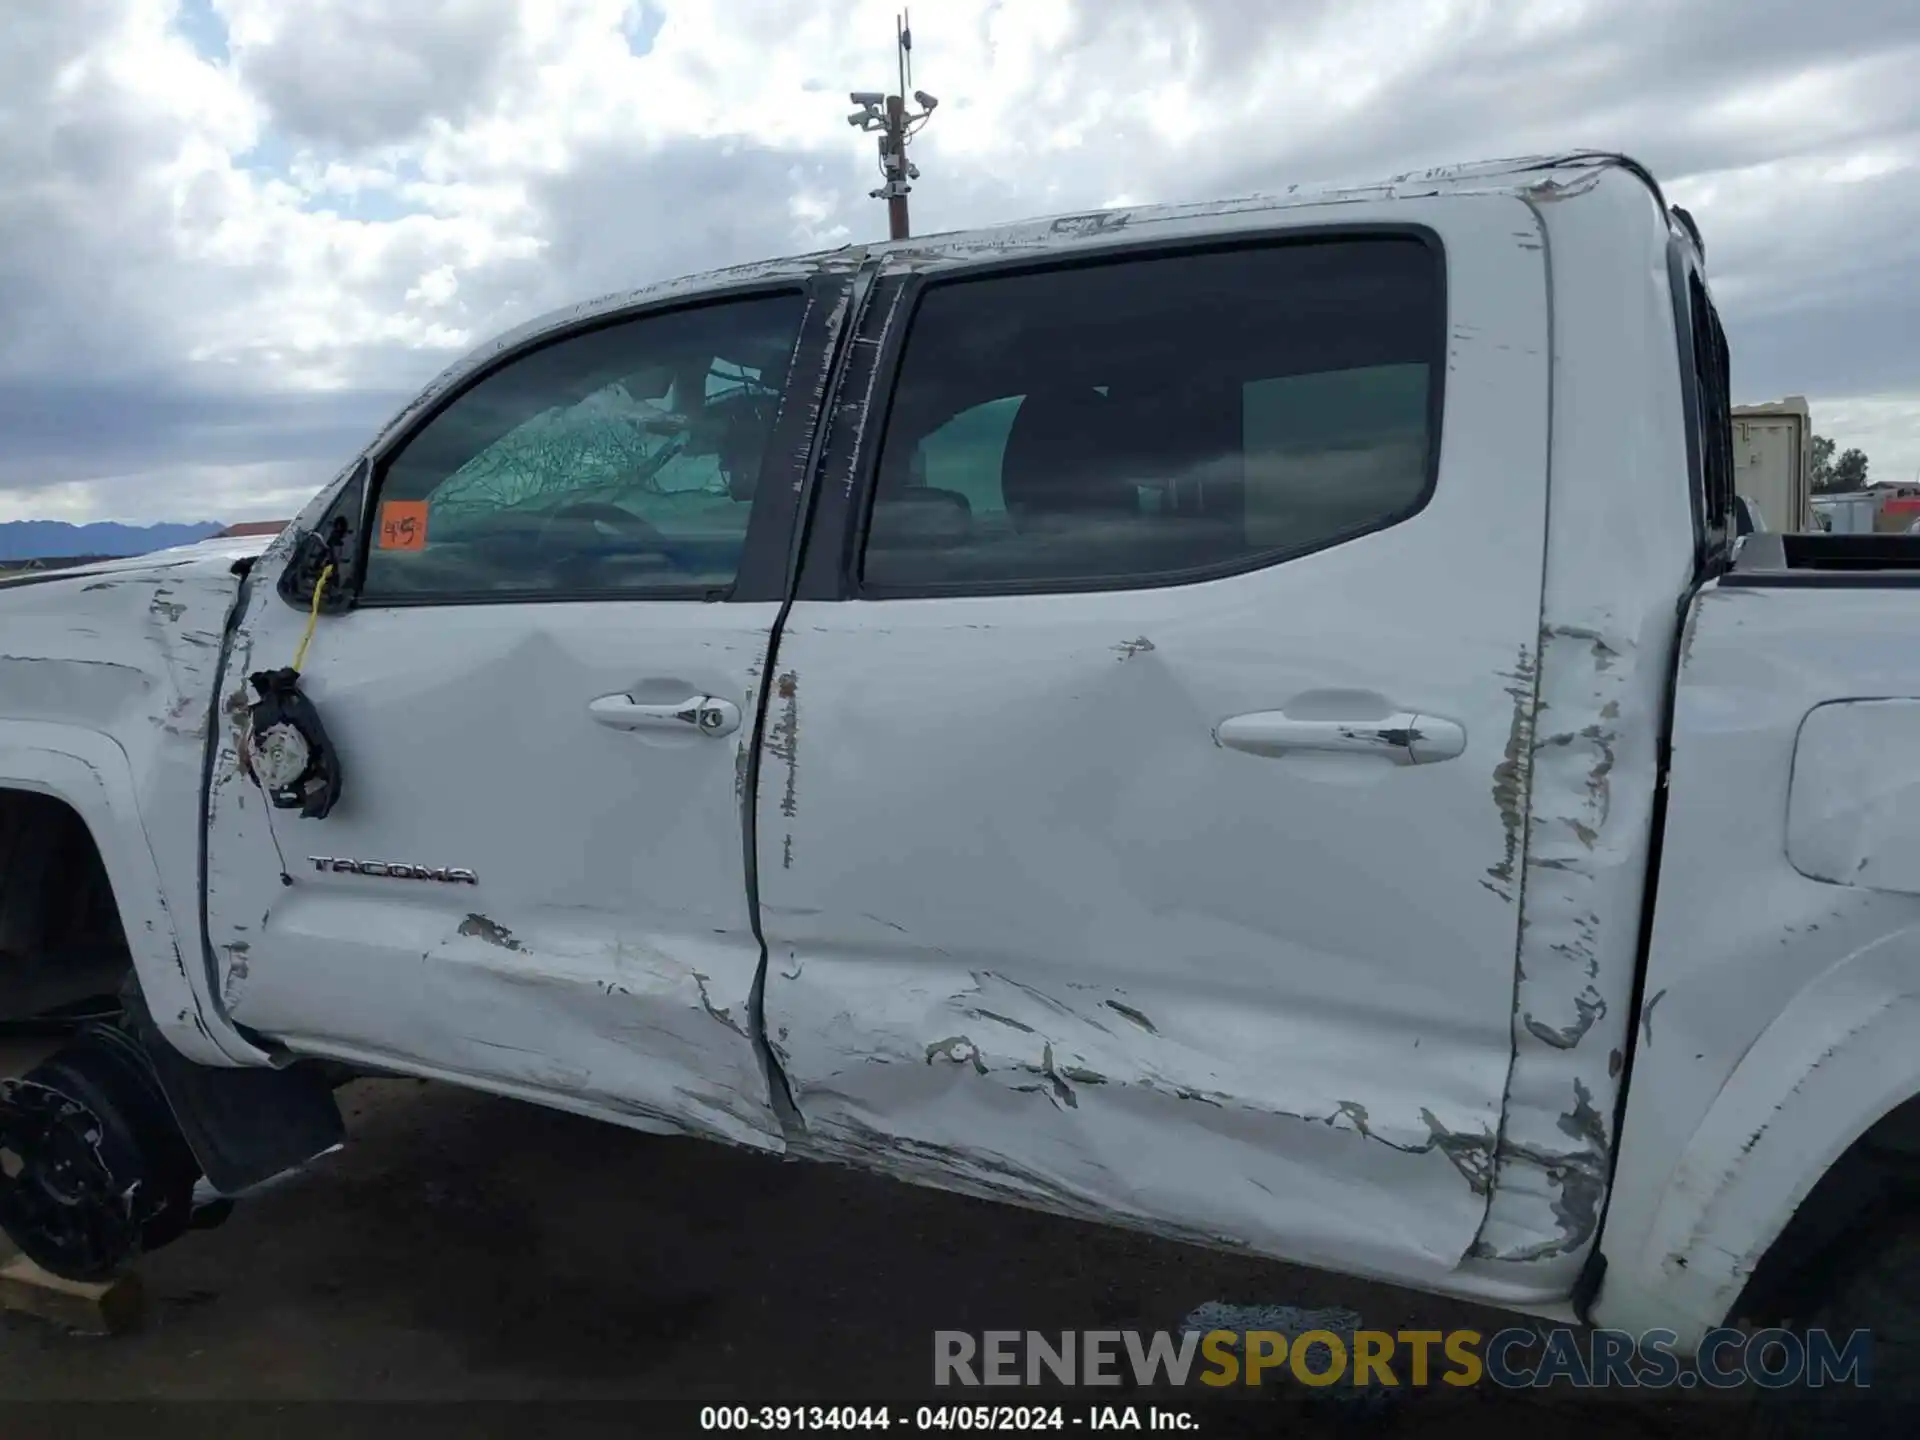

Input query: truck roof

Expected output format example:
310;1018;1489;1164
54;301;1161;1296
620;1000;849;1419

549;148;1669;317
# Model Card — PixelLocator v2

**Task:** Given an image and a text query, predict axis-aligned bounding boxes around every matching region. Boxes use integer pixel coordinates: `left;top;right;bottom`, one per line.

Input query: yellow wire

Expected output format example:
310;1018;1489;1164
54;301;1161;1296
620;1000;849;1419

291;564;333;673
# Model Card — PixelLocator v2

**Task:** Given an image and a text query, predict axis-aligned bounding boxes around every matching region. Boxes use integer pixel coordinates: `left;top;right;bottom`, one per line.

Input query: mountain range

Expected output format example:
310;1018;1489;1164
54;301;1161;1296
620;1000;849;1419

0;520;225;562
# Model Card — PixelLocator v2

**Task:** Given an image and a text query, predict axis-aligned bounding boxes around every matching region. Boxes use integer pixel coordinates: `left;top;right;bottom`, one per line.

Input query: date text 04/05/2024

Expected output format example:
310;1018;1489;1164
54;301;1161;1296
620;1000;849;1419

698;1405;1197;1431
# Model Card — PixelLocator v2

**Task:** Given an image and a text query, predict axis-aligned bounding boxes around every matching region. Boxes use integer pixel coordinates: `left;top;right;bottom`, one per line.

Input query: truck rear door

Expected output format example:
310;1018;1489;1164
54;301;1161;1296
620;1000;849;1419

757;199;1552;1280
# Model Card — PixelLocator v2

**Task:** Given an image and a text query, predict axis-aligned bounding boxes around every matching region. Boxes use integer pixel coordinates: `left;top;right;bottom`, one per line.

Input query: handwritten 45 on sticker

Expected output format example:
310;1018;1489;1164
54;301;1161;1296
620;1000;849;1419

378;500;429;551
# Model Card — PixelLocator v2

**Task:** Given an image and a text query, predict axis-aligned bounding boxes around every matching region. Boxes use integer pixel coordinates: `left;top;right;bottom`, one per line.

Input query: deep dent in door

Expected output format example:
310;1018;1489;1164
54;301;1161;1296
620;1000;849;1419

754;645;1513;1279
767;950;1498;1260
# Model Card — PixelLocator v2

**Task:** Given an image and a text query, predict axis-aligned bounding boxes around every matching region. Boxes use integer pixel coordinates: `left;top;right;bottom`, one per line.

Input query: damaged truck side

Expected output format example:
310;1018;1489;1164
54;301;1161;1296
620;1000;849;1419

3;152;1918;1384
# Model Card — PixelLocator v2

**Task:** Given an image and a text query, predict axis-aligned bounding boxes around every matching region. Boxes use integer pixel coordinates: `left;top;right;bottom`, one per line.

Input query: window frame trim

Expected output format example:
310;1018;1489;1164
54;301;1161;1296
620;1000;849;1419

818;223;1451;602
1668;239;1707;565
1667;236;1735;578
349;277;834;610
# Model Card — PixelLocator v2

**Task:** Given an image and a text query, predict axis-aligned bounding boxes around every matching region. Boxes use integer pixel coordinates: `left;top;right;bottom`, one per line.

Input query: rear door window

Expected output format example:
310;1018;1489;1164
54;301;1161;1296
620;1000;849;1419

859;237;1444;593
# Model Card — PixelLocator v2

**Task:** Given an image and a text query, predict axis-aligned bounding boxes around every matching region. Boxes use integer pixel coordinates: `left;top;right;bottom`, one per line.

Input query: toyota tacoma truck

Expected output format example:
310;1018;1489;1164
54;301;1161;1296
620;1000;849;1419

2;151;1916;1416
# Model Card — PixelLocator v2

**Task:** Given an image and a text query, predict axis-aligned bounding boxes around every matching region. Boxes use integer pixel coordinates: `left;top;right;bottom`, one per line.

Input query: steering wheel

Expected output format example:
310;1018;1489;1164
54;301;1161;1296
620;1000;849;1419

531;501;678;583
537;501;670;551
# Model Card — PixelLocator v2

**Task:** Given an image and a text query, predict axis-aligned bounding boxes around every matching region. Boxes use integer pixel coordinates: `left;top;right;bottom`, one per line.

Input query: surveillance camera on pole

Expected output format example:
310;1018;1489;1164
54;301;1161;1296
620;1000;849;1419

842;10;933;241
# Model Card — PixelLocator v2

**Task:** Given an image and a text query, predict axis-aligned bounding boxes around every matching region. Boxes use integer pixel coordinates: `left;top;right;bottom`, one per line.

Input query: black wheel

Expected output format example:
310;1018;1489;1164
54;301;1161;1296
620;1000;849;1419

1746;1217;1920;1437
0;1025;202;1280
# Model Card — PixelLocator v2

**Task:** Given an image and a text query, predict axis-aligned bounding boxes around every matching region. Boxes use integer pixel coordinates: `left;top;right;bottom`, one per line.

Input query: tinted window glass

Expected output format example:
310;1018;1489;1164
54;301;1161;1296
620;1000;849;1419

363;293;806;599
861;238;1442;590
1688;274;1735;539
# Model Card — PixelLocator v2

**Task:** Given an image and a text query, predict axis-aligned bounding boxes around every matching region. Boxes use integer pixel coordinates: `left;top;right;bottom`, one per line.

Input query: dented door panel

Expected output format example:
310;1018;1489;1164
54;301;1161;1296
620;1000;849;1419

203;277;851;1147
207;602;787;1146
760;196;1553;1286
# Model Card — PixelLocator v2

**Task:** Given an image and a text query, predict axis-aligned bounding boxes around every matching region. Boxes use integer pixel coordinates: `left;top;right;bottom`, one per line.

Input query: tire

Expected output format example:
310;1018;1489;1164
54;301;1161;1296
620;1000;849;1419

1745;1217;1920;1437
0;1025;202;1280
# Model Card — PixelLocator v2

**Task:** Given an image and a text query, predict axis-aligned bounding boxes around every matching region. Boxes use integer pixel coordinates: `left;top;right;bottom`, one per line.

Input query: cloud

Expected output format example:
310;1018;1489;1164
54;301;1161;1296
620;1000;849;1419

220;0;526;151
0;378;402;493
2;0;1917;522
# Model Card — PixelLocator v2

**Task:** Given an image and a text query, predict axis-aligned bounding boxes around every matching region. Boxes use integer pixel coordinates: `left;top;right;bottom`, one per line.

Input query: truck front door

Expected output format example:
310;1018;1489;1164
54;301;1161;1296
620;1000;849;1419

205;278;846;1148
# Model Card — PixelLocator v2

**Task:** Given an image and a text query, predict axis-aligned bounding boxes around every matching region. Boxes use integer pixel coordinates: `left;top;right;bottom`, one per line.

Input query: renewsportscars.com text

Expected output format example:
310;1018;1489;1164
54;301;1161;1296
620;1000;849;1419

934;1327;1871;1391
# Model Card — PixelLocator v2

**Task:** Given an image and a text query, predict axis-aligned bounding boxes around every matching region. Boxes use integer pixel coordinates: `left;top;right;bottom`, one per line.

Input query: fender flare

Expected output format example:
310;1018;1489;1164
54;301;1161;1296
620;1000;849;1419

0;721;270;1067
1600;926;1920;1345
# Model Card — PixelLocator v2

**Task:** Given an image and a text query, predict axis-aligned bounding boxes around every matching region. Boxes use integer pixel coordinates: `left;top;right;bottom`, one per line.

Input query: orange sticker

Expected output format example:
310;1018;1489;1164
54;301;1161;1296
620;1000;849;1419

377;500;429;551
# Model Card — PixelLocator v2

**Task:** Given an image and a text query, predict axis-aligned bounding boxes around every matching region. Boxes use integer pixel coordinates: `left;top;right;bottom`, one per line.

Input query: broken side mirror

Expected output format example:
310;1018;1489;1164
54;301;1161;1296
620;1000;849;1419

277;457;367;615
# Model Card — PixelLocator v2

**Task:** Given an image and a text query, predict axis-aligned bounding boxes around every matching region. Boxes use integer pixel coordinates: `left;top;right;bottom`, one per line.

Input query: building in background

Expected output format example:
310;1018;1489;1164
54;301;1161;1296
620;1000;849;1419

1732;397;1812;533
1863;481;1920;533
216;520;290;539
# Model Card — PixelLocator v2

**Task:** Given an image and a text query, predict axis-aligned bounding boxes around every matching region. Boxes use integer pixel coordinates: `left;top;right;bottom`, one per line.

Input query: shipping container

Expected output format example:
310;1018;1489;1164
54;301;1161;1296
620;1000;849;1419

1731;396;1811;533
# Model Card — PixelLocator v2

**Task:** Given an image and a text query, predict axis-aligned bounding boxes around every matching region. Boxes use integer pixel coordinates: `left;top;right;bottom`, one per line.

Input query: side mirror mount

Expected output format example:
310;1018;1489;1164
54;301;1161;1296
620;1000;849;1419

277;457;367;615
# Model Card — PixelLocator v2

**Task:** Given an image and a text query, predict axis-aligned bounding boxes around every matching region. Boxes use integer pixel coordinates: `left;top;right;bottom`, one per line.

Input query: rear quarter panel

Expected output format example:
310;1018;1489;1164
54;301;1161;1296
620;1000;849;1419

1596;579;1920;1345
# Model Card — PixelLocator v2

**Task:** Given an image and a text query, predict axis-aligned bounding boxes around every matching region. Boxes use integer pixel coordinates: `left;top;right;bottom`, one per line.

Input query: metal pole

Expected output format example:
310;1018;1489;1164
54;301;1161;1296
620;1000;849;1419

884;93;910;240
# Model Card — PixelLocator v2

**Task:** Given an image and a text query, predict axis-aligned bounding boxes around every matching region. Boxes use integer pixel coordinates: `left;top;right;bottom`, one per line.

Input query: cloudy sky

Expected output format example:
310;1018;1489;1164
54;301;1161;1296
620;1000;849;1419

3;0;1916;524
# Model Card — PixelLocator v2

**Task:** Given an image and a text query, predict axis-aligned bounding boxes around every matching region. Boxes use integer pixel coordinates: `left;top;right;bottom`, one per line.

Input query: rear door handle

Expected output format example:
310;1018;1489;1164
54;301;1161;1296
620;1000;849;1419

1215;711;1466;765
589;693;741;737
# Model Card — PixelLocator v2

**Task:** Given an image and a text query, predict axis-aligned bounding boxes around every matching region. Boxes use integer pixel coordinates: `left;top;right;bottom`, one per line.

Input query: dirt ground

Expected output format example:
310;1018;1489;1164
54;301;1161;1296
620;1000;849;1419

0;1068;1769;1437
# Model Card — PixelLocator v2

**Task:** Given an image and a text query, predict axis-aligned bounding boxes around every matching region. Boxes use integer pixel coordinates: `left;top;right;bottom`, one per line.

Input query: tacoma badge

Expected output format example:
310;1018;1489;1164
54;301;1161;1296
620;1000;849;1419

307;857;478;884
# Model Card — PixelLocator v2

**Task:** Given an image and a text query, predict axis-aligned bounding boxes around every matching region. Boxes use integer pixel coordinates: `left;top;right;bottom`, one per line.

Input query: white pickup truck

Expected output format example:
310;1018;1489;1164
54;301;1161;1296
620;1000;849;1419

3;151;1916;1412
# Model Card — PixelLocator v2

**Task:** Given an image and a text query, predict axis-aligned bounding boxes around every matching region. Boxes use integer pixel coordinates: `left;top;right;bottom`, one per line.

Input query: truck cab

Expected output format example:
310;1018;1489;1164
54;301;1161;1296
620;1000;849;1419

3;154;1918;1425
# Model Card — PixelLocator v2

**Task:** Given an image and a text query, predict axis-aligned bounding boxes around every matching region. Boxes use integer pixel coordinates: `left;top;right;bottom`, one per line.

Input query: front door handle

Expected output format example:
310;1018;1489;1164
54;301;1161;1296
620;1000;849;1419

589;692;741;737
1215;710;1466;765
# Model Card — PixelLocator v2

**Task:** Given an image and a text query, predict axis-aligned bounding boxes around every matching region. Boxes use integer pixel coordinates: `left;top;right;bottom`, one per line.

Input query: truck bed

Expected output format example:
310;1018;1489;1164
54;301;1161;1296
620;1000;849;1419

1726;531;1920;584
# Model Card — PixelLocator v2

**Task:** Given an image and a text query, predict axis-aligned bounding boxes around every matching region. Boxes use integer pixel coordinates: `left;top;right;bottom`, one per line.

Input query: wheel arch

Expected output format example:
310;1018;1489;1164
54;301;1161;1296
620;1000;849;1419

0;722;267;1066
1595;927;1920;1347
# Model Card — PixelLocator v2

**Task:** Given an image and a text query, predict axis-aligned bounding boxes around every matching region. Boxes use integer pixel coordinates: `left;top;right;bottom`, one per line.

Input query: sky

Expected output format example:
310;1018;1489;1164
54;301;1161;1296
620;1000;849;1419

2;0;1916;524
